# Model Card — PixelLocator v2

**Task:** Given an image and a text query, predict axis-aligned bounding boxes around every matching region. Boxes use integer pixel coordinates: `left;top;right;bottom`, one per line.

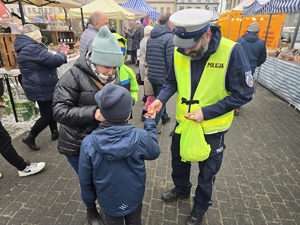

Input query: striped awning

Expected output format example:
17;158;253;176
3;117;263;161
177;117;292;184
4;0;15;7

120;0;161;19
243;0;300;15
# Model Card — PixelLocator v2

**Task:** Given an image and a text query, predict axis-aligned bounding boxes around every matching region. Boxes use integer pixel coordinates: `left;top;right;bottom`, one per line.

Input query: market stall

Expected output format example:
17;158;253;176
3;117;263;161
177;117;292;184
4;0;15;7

243;0;300;110
218;0;285;49
0;0;82;24
68;0;135;20
0;1;83;122
120;0;161;19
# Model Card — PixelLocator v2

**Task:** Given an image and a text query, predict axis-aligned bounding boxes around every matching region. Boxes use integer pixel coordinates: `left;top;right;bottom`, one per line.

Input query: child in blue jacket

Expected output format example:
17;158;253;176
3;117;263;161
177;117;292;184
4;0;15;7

79;84;160;225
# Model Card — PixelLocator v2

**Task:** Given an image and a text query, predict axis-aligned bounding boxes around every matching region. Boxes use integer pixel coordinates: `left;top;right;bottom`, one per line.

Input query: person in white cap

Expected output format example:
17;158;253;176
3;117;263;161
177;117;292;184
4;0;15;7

234;22;266;115
14;24;67;151
148;9;254;225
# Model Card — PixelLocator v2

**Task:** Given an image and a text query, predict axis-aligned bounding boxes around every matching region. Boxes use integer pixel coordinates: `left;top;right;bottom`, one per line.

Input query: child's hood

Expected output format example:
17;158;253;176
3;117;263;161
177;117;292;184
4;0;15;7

89;125;140;161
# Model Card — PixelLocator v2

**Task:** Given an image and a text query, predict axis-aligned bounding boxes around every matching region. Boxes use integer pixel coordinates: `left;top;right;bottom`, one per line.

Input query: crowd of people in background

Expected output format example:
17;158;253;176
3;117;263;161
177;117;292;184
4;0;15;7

0;7;266;225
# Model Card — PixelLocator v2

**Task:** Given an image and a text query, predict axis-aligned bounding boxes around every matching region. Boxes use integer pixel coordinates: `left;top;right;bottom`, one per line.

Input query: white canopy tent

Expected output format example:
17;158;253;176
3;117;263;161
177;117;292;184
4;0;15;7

1;0;82;24
68;0;135;20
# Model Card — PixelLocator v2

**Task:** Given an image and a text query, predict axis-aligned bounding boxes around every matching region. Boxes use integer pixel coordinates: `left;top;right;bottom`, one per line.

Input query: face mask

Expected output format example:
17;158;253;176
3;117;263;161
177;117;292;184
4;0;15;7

86;53;118;85
97;72;116;84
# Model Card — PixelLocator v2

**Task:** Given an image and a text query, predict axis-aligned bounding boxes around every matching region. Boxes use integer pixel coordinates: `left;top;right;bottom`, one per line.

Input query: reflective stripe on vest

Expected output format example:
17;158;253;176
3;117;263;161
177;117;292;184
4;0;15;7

174;37;236;134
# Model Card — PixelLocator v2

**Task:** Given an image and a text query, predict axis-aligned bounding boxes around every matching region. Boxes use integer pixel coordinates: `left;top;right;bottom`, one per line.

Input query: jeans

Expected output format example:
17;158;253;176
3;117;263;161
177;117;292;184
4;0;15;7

151;83;169;125
66;155;79;175
0;122;27;171
171;131;224;215
30;100;57;137
105;204;142;225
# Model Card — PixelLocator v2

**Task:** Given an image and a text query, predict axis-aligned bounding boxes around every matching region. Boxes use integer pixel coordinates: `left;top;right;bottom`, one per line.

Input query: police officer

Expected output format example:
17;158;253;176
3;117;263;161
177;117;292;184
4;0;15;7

148;9;254;225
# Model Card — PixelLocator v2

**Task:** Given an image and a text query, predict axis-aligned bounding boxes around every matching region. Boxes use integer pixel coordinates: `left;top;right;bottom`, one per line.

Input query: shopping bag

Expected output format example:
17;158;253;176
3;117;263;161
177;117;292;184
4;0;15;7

3;88;39;122
175;119;211;162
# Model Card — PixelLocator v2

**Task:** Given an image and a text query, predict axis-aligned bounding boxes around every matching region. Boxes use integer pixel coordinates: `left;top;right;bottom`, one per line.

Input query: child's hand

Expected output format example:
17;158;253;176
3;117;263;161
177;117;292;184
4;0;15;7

94;109;105;122
144;110;156;119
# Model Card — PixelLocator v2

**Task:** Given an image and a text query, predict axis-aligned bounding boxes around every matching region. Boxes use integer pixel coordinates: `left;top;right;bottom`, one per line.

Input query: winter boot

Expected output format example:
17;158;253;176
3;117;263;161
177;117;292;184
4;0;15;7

86;207;104;225
22;133;40;151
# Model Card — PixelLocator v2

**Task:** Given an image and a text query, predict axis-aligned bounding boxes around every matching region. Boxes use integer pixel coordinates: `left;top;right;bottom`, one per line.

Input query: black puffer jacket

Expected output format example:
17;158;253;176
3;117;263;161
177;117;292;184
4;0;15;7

146;25;174;85
52;55;101;156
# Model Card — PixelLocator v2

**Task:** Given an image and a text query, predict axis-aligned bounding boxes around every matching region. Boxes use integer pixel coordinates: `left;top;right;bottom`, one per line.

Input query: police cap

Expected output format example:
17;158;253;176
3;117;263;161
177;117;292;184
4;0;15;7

170;9;213;48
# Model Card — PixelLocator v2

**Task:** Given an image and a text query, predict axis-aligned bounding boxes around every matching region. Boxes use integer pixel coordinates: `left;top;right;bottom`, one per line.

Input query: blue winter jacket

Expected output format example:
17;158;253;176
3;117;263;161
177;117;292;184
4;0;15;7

146;25;174;85
237;32;267;74
14;35;66;101
79;119;160;217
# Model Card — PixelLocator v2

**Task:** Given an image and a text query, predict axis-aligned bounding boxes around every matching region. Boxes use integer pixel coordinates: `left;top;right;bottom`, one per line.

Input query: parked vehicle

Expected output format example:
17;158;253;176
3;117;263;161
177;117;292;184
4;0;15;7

280;27;300;49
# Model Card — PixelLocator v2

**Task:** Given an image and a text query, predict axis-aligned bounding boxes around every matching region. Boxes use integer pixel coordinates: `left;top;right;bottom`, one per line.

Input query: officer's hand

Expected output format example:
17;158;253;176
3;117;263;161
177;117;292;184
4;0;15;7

184;108;204;123
147;99;162;117
94;109;105;122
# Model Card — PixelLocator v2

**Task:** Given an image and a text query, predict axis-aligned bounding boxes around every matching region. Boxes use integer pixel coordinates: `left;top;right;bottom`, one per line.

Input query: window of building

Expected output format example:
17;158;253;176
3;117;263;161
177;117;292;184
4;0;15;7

10;8;14;13
44;8;48;13
160;7;164;14
33;8;36;14
179;6;184;10
49;8;52;13
167;7;170;13
59;8;63;13
187;6;192;9
28;8;32;14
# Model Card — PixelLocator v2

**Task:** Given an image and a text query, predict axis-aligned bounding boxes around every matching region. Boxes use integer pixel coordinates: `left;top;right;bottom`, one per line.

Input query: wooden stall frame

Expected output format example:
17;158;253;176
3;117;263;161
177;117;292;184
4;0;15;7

0;34;18;70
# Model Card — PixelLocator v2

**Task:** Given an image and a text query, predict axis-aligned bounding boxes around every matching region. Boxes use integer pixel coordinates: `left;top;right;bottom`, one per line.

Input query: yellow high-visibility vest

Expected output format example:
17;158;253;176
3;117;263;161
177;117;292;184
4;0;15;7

174;37;236;134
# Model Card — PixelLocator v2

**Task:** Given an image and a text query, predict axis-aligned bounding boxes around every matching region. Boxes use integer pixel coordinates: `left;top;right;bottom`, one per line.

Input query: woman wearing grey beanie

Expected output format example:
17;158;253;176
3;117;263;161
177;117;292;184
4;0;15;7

52;25;124;225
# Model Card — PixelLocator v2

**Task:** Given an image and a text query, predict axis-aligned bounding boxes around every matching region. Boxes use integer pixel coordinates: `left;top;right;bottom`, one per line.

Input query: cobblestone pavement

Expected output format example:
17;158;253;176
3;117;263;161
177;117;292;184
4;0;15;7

0;67;299;225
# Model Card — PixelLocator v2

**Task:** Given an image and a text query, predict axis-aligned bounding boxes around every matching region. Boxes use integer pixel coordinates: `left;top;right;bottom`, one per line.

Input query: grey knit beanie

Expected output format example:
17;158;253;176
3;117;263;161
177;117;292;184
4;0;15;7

91;25;123;67
94;84;132;123
247;22;260;32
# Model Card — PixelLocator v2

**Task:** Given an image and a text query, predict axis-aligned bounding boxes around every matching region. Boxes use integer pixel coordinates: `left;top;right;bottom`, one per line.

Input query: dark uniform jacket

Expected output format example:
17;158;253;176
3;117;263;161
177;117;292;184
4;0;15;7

156;25;254;156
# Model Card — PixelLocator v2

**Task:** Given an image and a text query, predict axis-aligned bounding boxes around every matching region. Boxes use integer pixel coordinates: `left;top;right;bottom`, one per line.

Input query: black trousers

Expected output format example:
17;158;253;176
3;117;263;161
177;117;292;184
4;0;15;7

30;100;57;137
105;204;142;225
0;121;27;171
171;132;224;215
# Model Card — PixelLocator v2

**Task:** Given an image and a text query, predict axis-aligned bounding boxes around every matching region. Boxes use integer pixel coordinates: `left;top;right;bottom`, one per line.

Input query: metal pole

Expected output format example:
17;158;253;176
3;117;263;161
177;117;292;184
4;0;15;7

4;74;18;122
80;8;85;31
227;19;233;38
237;16;243;39
17;0;25;25
291;13;300;49
254;14;272;92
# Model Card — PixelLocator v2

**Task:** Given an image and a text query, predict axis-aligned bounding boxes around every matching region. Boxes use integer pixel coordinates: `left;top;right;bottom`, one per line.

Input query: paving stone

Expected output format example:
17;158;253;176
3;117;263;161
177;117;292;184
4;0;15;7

1;70;299;225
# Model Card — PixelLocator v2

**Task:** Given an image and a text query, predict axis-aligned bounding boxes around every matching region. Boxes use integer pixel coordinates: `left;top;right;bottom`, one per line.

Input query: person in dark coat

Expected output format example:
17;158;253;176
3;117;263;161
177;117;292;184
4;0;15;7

146;13;174;126
235;22;266;115
14;24;67;151
52;25;124;225
132;21;144;66
79;84;160;225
